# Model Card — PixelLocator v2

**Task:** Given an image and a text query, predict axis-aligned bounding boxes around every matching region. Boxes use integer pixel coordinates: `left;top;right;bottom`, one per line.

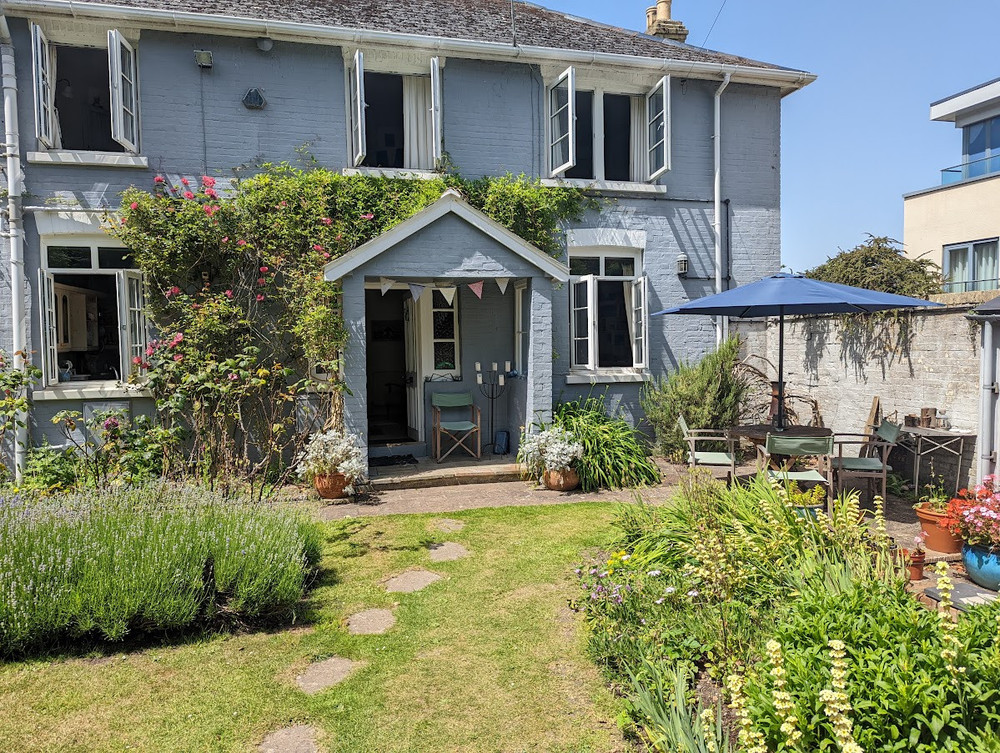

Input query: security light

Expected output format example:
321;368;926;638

193;50;214;69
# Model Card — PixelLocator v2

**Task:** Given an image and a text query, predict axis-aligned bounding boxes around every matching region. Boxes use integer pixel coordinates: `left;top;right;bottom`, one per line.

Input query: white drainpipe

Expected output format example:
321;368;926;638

980;319;997;481
714;71;732;344
0;16;27;480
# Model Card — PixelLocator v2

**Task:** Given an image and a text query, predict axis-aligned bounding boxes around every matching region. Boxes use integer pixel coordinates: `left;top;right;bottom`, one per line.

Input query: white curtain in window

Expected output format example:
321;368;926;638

948;248;969;292
975;241;999;291
629;96;646;182
403;76;433;170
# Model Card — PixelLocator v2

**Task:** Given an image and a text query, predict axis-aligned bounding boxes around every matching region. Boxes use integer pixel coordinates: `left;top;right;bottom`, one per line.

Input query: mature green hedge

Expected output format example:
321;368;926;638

0;485;321;655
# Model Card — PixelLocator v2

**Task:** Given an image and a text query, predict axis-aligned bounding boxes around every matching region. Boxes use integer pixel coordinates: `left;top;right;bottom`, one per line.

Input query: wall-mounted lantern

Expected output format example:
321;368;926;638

676;252;689;277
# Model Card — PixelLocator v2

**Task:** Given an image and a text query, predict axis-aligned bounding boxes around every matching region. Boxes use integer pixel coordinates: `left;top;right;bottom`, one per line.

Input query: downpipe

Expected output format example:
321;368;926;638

713;71;731;345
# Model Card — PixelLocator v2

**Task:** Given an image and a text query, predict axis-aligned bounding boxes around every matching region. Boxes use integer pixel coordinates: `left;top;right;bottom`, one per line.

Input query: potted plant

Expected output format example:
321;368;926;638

902;532;927;581
945;474;1000;590
518;426;584;491
913;469;962;554
785;481;827;519
295;429;367;500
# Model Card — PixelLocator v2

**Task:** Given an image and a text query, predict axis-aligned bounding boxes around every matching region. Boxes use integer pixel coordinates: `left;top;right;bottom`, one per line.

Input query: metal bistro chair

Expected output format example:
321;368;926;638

759;433;834;499
832;420;901;501
677;413;737;481
431;392;481;462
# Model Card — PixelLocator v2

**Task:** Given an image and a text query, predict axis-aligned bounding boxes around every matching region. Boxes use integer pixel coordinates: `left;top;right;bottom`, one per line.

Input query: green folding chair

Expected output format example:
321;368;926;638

677;413;737;481
760;433;834;494
431;392;481;462
832;420;901;501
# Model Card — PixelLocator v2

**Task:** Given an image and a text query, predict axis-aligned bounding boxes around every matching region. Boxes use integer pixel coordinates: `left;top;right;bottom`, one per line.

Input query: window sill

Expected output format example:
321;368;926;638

33;382;151;401
566;370;650;385
343;167;440;180
27;151;149;168
541;178;666;195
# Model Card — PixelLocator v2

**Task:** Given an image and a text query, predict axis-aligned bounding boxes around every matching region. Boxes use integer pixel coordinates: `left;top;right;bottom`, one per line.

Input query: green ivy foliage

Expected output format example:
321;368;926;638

107;166;587;481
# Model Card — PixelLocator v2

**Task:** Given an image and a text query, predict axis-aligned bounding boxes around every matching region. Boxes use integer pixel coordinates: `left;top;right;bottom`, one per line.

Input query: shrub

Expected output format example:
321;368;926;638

553;397;660;491
294;429;367;487
517;426;584;480
0;484;321;655
641;338;746;459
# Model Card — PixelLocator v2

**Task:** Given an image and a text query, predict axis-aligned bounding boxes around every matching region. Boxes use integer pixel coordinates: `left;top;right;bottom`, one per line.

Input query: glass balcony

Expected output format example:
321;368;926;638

941;153;1000;184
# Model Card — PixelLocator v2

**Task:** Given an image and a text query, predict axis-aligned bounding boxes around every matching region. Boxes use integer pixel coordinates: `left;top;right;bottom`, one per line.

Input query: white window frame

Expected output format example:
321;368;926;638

39;238;149;387
348;49;367;167
31;23;55;149
547;66;576;177
647;75;671;181
944;238;1000;293
513;281;528;375
430;56;444;167
108;29;140;153
568;248;647;373
420;289;461;379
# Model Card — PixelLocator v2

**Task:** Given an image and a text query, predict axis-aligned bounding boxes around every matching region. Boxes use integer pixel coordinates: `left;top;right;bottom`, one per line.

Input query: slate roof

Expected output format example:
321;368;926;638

59;0;796;72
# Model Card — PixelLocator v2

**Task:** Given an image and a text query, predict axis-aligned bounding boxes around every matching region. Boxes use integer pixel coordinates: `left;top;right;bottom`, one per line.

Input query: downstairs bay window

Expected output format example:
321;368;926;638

38;240;149;388
569;250;648;374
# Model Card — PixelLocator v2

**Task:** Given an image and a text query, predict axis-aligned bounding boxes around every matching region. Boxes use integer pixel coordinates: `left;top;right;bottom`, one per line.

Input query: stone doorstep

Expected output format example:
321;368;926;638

370;463;522;491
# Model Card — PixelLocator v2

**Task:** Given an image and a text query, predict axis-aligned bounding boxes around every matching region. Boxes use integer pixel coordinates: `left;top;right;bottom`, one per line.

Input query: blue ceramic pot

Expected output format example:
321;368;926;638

962;544;1000;592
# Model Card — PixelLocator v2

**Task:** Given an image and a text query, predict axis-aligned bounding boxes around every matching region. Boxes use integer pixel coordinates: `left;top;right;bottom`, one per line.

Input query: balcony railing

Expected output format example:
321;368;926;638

941;153;1000;184
942;277;1000;294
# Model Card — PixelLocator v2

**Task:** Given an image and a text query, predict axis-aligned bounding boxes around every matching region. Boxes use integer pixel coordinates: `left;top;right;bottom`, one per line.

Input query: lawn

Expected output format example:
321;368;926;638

0;502;625;752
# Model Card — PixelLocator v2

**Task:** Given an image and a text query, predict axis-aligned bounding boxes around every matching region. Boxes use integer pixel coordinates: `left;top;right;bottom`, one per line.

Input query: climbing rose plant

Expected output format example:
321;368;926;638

108;165;587;485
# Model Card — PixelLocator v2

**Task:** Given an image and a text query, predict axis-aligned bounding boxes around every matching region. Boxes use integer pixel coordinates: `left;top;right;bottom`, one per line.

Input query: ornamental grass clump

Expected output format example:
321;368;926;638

0;484;321;656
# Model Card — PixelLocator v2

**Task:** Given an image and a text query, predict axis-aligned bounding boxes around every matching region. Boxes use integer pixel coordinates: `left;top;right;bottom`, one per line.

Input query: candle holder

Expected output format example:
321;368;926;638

475;361;510;455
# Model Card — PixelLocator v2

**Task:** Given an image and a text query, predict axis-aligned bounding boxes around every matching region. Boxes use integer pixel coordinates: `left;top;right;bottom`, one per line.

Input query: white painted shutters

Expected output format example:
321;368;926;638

646;75;671;182
430;57;444;167
349;50;367;167
31;24;55;149
548;66;576;177
108;30;139;152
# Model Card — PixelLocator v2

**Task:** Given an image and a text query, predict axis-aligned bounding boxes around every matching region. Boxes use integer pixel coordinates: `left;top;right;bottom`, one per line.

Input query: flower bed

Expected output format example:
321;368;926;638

0;484;321;656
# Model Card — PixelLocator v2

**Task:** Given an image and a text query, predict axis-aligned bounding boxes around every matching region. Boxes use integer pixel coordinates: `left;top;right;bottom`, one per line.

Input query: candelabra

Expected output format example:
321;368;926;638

475;361;510;455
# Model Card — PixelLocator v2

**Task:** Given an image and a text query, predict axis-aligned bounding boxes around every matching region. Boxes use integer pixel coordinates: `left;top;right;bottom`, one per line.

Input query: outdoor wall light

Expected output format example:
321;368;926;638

676;252;689;277
256;37;274;52
242;88;267;110
193;50;214;69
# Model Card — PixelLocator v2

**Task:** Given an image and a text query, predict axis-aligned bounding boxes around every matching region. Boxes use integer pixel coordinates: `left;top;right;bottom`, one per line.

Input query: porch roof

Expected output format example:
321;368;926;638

322;190;569;283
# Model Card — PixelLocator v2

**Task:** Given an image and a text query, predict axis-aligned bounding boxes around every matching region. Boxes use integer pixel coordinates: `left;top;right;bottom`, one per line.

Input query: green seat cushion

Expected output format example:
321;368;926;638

690;451;734;466
832;457;889;472
440;421;478;432
767;469;828;483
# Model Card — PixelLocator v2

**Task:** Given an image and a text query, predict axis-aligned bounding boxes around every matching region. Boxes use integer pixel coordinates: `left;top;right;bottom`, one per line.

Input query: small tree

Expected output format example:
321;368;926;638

805;235;941;298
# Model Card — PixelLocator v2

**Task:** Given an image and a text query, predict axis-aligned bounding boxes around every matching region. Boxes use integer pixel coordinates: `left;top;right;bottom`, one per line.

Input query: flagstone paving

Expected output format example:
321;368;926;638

428;542;470;561
384;569;442;593
346;608;396;635
296;657;364;695
258;724;320;753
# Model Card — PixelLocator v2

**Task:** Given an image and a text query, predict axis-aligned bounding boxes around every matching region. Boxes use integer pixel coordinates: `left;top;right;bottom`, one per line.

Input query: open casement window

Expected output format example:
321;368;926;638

646;75;671;182
430;57;444;167
629;276;649;368
349;50;367;167
108;30;139;152
38;270;59;387
31;24;56;149
548;66;576;177
118;270;148;378
570;275;596;370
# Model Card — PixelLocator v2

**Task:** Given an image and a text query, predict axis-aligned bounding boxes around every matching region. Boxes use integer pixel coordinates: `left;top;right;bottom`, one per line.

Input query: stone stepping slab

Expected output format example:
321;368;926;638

925;581;997;612
347;608;396;635
429;542;470;562
258;724;320;753
384;569;442;593
296;657;363;694
433;518;465;532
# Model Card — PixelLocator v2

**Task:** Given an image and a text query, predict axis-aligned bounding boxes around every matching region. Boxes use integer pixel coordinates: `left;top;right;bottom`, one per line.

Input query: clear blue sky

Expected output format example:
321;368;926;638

541;0;997;271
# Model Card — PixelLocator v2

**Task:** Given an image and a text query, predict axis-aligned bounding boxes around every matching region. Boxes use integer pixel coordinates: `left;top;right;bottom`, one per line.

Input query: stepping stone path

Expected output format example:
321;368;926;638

433;518;465;533
258;725;320;753
347;608;396;635
296;657;362;694
384;569;441;593
428;542;470;562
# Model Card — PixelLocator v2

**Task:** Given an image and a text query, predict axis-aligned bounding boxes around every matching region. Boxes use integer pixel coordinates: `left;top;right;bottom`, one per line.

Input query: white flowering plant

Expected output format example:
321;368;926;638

294;429;367;486
518;426;584;478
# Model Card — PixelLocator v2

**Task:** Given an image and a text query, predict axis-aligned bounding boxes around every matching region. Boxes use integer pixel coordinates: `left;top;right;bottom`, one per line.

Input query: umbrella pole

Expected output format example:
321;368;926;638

777;312;786;431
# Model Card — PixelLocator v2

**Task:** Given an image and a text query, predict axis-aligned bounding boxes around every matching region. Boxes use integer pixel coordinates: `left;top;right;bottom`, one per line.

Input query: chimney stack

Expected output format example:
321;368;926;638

646;0;689;43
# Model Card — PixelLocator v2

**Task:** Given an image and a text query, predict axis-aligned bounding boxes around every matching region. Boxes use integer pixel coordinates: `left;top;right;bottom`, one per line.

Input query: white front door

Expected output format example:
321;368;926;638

403;296;423;441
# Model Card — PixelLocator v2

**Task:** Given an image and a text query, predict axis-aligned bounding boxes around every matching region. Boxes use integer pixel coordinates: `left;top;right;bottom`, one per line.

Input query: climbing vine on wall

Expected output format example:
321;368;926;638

108;166;588;484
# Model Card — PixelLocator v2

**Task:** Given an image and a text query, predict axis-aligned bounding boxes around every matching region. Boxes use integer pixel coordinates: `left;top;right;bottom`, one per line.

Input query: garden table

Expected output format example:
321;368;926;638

728;424;833;472
897;426;970;495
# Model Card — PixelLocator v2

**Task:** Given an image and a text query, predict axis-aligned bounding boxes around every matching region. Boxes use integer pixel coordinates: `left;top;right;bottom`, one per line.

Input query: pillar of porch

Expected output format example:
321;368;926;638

525;277;554;428
340;275;369;455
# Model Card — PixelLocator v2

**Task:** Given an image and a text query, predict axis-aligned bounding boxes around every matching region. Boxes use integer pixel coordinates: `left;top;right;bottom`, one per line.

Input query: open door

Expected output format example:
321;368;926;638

403;296;423;441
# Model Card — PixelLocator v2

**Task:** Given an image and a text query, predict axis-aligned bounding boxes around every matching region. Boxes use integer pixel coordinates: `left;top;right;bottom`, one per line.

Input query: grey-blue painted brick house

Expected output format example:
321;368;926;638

0;0;814;469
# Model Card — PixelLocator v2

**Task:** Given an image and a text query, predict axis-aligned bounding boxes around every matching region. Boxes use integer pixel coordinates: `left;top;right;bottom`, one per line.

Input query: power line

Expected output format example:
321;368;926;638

701;0;730;48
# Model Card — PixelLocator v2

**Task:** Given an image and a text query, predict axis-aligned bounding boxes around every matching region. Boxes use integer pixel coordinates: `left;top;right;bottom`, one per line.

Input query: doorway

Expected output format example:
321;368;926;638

366;289;412;445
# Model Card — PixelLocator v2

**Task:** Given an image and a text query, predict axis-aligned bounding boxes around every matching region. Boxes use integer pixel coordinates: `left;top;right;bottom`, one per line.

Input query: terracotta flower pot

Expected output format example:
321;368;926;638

313;472;350;500
544;467;580;491
905;549;926;581
914;504;962;554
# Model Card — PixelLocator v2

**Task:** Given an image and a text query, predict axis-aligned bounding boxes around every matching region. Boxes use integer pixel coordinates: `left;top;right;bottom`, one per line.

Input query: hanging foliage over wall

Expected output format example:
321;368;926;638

107;166;587;485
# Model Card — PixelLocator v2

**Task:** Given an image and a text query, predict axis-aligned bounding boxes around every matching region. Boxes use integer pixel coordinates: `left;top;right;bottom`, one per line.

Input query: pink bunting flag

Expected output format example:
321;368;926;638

468;281;484;299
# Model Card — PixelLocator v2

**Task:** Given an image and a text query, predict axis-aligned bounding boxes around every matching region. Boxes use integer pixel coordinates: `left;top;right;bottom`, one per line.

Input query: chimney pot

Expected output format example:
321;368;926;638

656;0;671;20
646;0;689;43
646;6;657;31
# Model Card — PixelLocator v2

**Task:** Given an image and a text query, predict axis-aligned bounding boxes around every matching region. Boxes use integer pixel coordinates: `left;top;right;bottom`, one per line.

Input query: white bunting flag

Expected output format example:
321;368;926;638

379;277;395;295
408;283;426;301
495;277;510;295
439;286;457;305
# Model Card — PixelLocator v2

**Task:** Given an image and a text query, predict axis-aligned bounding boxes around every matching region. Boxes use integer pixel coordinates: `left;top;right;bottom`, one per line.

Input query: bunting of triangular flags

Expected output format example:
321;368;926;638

495;277;510;295
408;283;426;302
379;277;395;295
439;286;456;305
468;281;484;299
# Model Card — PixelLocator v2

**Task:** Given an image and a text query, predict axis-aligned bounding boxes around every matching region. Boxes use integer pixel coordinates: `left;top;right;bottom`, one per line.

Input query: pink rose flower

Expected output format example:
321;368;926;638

221;236;229;243
256;294;265;302
361;212;374;220
260;266;269;273
181;178;189;186
129;202;139;210
204;188;218;199
224;289;233;299
154;176;165;184
237;240;247;246
322;217;332;225
183;191;195;200
312;244;324;252
257;278;266;285
173;354;184;362
132;356;142;365
201;176;216;188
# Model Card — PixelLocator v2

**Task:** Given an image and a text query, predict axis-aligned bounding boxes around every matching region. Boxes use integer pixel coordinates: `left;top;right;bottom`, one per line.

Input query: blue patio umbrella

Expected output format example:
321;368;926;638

653;273;943;429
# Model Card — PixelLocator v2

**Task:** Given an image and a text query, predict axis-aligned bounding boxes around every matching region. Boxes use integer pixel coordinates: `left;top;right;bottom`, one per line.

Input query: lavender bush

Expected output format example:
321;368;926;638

0;484;321;655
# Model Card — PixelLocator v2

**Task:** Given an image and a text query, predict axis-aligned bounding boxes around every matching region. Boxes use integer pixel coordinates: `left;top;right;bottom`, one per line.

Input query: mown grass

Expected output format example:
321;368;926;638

0;501;625;752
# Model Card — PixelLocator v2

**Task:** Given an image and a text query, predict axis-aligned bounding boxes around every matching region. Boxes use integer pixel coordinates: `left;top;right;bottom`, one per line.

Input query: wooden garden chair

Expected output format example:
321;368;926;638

832;419;901;501
431;392;481;462
677;413;737;481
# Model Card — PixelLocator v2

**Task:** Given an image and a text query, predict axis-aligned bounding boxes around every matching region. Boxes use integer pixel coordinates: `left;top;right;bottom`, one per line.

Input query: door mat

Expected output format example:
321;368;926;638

369;454;419;469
